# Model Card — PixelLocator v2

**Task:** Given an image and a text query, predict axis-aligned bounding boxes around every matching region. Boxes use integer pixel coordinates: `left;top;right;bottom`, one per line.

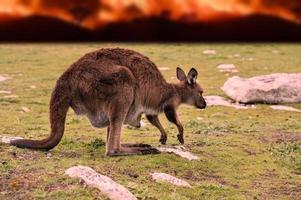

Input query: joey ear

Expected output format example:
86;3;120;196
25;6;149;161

187;67;198;84
176;67;186;81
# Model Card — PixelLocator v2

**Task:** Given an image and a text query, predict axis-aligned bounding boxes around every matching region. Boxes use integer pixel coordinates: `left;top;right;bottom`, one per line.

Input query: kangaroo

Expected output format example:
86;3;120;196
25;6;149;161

10;48;206;156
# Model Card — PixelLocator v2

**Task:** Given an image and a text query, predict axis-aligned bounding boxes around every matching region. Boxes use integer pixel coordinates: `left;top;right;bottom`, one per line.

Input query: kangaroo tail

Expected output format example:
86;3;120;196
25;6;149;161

10;76;71;151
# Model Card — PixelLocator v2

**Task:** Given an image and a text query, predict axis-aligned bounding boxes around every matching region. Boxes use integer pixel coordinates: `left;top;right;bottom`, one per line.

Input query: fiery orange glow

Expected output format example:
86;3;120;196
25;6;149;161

0;0;300;29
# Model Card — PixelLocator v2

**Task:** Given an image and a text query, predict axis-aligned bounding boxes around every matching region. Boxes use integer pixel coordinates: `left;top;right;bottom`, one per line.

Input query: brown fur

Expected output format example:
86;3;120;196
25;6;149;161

10;48;206;156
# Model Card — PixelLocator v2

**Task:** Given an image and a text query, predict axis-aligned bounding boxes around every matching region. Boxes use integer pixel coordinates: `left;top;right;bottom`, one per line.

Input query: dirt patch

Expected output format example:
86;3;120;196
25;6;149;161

252;170;301;199
242;147;257;156
182;170;239;189
0;167;43;199
261;132;301;144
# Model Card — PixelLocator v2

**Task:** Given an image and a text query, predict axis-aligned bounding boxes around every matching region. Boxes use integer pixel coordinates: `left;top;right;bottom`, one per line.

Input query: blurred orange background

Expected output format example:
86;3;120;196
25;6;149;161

0;0;300;41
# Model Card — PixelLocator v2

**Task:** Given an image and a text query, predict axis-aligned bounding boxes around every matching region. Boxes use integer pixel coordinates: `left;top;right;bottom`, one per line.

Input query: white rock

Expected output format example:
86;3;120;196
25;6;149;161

0;90;12;94
3;95;18;98
222;73;301;103
21;106;30;113
158;67;170;71
0;135;23;144
270;105;301;113
46;152;52;159
204;95;255;109
151;173;191;187
158;147;199;161
30;85;37;89
203;49;216;55
217;64;238;73
65;166;137;200
0;75;11;82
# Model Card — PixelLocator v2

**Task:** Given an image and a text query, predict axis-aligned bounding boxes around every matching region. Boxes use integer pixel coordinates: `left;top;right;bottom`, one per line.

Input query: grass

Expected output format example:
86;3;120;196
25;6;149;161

0;43;301;200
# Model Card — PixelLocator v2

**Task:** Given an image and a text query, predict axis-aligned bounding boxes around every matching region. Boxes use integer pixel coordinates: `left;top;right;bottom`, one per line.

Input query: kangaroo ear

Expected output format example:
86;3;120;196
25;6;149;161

176;67;186;81
187;67;198;84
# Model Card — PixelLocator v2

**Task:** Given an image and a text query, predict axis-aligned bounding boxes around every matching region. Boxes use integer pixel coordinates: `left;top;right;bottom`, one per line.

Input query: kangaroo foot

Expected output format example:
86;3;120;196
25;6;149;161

159;135;167;145
106;144;160;156
177;134;184;144
121;143;151;148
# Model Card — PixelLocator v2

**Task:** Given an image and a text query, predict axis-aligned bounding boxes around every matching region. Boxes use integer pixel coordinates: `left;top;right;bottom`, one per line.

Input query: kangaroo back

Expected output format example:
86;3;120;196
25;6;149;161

10;75;71;151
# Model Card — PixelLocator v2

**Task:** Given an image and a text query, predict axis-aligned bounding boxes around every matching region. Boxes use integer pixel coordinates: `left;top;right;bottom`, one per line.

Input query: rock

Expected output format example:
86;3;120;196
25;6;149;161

66;166;137;200
204;95;255;109
151;173;191;187
0;75;11;82
21;107;30;113
270;105;301;113
46;152;52;159
30;85;37;89
0;90;11;94
0;135;23;144
217;64;238;73
158;67;170;71
203;49;216;55
3;95;18;98
158;147;199;161
222;73;301;103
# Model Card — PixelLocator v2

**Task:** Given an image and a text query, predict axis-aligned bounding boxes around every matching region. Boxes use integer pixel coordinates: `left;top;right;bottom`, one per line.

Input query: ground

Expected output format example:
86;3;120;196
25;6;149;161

0;43;300;200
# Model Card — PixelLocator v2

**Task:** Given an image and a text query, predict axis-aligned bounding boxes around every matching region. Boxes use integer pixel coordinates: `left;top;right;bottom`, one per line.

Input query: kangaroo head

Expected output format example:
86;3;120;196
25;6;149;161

176;67;206;109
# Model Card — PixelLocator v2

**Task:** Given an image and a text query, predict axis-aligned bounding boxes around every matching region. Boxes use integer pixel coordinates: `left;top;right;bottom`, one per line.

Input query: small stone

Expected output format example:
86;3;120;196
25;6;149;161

21;107;30;113
151;173;191;187
158;67;170;71
46;152;52;159
30;85;37;89
203;49;216;55
3;95;18;98
0;90;12;94
0;75;11;82
217;64;238;73
197;117;203;121
158;147;199;161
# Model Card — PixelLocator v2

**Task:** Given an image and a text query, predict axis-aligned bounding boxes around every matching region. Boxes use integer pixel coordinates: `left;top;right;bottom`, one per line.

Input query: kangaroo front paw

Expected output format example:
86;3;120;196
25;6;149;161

177;134;184;144
159;135;167;145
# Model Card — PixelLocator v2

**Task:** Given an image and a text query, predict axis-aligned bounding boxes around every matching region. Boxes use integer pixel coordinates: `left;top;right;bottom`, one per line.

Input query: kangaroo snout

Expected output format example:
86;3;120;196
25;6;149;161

197;99;207;109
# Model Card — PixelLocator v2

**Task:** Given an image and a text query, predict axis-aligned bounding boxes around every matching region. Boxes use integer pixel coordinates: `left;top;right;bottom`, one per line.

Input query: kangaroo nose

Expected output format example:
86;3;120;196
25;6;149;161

198;100;206;109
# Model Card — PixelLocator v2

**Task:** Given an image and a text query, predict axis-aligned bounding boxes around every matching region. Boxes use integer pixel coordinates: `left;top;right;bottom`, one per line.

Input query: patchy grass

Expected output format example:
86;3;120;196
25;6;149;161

0;43;301;199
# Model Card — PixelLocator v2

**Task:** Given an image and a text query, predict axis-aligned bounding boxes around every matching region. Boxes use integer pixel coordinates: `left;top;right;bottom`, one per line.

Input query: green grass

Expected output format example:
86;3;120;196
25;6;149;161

0;43;301;200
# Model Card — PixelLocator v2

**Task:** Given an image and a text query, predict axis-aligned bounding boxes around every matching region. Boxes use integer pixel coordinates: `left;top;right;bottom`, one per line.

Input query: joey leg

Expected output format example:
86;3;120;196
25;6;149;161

146;115;167;144
164;106;184;144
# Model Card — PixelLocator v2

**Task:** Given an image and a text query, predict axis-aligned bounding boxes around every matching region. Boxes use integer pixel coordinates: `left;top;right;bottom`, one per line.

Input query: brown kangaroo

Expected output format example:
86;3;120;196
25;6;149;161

10;48;206;156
